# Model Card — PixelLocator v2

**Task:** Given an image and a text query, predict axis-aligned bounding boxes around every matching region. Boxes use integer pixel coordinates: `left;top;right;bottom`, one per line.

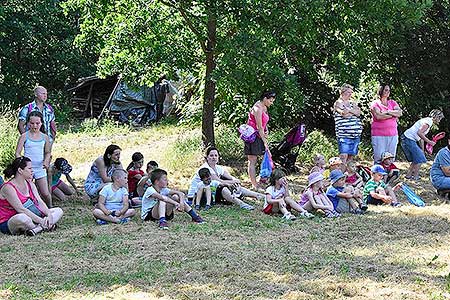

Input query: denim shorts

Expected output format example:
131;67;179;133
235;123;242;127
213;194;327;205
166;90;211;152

401;135;427;164
0;220;11;235
338;137;360;156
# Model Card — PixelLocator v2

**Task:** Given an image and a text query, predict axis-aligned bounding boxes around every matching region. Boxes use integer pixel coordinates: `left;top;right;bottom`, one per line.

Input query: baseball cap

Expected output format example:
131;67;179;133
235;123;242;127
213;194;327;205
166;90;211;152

328;157;343;166
381;151;395;161
370;164;387;175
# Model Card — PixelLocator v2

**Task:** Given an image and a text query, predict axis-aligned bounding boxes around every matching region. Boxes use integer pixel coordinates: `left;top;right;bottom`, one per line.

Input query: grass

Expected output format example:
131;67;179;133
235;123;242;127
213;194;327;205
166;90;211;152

1;122;450;300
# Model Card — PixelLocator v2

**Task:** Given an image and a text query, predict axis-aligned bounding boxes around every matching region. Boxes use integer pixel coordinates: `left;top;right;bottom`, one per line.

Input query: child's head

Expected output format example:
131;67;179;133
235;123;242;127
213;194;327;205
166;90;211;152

111;168;128;188
54;158;72;175
150;168;168;188
330;169;346;188
328;157;343;170
346;161;357;173
198;167;212;185
381;152;395;166
370;165;387;182
313;154;326;167
27;111;45;133
127;152;144;171
146;160;159;173
307;171;324;190
269;168;286;186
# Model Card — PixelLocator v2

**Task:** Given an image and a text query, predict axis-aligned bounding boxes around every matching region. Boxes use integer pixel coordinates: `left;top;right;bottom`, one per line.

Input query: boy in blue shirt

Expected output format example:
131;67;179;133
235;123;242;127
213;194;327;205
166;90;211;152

326;169;364;214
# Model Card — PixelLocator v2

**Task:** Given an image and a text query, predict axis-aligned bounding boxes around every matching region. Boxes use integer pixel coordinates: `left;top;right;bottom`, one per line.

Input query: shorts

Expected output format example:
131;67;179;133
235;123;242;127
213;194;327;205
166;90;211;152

104;202;124;212
32;167;47;180
365;195;384;206
338;137;360;156
244;135;265;156
336;199;352;213
143;206;175;221
0;220;11;235
262;203;274;214
51;179;62;191
401;134;427;164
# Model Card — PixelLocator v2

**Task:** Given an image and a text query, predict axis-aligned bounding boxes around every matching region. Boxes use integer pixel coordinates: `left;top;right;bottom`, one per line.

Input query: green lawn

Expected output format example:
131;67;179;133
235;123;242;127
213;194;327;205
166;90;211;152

1;124;450;300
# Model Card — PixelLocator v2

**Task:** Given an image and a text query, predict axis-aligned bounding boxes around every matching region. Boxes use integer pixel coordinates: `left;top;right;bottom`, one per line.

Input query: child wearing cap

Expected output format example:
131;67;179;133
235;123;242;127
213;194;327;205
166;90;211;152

47;157;78;201
380;151;400;185
300;171;340;218
363;165;401;207
326;169;365;214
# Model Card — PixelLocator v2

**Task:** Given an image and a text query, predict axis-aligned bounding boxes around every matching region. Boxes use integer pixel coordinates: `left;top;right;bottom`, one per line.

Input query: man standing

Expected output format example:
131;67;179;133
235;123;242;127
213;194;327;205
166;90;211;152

18;86;57;143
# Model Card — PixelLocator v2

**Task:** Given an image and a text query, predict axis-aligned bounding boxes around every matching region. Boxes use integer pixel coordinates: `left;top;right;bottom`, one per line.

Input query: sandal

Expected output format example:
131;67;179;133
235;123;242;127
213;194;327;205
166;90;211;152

25;226;41;236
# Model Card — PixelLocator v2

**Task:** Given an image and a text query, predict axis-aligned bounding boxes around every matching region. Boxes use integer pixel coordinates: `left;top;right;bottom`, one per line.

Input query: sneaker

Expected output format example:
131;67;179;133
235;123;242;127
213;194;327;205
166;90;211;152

351;208;364;215
96;219;108;225
300;211;314;219
192;216;205;224
204;205;211;211
195;204;201;210
360;203;368;211
186;200;193;206
288;213;297;221
119;217;130;224
159;221;169;229
282;213;296;221
391;201;402;207
239;203;255;210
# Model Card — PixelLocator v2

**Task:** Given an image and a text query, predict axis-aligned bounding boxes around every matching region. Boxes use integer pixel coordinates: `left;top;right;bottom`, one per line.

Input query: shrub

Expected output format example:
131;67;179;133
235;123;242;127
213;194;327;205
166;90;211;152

297;130;339;167
0;104;19;172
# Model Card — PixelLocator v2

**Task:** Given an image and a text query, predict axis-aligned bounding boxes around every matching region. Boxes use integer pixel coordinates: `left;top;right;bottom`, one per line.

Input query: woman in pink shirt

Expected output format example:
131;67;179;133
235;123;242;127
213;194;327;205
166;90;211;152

370;84;403;163
0;157;63;236
245;91;275;190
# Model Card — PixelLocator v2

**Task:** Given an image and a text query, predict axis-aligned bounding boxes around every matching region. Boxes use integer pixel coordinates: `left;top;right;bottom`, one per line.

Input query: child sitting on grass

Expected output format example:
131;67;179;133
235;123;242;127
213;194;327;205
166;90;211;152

141;168;204;229
93;169;136;224
363;165;401;207
326;169;365;214
194;168;219;211
136;160;159;197
263;169;314;220
300;172;340;218
345;161;364;189
126;152;144;199
47;158;78;202
310;153;326;174
380;151;400;185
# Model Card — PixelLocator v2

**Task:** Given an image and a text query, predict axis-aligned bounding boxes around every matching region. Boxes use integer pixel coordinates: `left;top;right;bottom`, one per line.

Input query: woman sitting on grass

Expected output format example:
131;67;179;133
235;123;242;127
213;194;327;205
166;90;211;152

84;144;123;202
0;157;63;236
187;146;264;210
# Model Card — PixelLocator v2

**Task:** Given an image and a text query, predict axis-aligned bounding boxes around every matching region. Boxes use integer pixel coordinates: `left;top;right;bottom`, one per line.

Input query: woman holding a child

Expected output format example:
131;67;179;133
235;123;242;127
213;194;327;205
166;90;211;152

0;157;63;236
244;91;276;190
84;144;123;200
333;84;363;164
370;84;403;163
188;146;264;210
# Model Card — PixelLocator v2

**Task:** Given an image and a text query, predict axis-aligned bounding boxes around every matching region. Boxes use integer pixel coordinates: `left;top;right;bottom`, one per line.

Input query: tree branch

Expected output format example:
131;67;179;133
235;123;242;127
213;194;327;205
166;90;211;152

158;0;207;53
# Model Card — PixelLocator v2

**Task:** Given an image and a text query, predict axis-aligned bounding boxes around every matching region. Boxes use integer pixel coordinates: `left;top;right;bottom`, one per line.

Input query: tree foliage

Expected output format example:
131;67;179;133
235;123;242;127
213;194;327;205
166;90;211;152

0;0;95;107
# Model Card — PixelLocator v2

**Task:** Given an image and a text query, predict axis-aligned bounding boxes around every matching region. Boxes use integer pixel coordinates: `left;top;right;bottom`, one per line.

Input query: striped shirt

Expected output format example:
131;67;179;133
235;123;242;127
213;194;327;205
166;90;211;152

334;102;363;139
363;179;386;198
18;101;55;142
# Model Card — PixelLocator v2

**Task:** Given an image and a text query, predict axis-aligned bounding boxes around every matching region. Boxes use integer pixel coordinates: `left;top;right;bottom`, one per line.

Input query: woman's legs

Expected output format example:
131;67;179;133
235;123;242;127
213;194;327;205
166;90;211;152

221;187;254;209
49;207;64;225
7;213;41;235
36;177;52;207
240;186;264;200
247;155;258;188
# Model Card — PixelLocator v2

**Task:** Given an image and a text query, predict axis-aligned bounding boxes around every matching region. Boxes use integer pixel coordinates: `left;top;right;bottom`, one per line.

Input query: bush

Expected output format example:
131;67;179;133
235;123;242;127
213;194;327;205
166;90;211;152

297;130;339;167
0;104;19;172
164;130;203;171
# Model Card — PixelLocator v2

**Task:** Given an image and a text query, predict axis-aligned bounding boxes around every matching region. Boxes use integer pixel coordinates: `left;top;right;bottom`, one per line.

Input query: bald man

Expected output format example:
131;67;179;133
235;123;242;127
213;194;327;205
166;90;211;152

18;86;57;143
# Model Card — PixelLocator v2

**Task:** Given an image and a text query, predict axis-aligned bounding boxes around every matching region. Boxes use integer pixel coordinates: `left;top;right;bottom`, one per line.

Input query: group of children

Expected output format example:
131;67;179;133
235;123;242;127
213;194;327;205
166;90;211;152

13;110;406;230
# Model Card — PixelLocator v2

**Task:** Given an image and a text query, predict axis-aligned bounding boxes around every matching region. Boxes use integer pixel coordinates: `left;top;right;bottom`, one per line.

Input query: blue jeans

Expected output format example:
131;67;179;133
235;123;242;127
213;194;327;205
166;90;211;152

338;137;360;156
401;134;427;164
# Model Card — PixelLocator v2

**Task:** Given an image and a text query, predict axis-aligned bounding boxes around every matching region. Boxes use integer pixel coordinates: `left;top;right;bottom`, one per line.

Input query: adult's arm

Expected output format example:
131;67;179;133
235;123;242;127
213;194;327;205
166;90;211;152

17;106;27;134
441;166;450;177
18;120;26;134
15;134;26;158
417;123;434;145
212;168;240;187
350;102;361;117
387;103;403;117
371;106;394;120
43;135;51;169
50;120;57;141
333;100;352;118
96;158;113;183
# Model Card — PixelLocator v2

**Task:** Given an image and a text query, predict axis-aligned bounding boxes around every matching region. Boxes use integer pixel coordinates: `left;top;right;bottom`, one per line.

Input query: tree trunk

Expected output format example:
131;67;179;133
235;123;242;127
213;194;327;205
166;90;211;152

202;4;217;148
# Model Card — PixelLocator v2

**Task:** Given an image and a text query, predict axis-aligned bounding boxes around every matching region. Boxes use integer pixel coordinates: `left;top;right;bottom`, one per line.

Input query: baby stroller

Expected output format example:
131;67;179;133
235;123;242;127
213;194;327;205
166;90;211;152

270;123;307;174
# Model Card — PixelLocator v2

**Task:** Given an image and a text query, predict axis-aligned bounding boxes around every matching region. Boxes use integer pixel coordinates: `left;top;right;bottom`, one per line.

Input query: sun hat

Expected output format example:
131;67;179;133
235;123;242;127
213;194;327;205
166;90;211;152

54;158;72;175
370;164;387;176
307;171;324;187
328;157;343;166
330;169;346;184
381;151;395;161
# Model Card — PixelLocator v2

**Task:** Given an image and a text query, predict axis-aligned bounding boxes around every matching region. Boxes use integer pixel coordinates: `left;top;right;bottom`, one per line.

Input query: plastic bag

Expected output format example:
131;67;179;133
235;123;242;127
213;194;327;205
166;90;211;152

259;150;274;179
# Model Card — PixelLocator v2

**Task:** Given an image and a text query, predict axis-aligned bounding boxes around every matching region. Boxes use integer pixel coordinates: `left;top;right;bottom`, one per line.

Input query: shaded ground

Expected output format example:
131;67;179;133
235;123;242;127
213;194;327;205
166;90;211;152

1;127;450;300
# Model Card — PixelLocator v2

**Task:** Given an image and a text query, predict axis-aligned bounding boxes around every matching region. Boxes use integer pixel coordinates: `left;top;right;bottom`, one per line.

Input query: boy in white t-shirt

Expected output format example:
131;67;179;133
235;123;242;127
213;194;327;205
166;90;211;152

142;169;204;229
194;168;219;210
93;169;136;224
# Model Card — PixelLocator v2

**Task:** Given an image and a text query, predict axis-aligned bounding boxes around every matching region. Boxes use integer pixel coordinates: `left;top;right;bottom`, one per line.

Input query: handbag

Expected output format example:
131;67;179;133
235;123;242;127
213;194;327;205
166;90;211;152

238;124;257;143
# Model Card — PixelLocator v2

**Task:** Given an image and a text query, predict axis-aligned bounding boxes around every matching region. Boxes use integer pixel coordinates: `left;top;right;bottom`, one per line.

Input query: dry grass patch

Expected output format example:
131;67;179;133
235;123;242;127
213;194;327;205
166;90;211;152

1;125;450;299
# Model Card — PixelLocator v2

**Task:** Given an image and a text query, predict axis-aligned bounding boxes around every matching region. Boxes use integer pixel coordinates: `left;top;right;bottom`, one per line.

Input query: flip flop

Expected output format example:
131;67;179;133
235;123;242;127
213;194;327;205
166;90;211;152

426;132;446;154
